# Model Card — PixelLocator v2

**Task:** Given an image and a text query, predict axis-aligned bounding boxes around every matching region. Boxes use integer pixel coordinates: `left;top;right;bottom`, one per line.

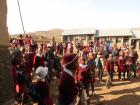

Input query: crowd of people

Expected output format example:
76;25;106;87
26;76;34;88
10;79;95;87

10;34;140;105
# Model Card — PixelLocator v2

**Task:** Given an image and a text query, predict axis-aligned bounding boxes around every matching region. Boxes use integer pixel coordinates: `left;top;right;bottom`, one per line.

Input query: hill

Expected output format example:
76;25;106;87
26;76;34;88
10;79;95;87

32;28;63;42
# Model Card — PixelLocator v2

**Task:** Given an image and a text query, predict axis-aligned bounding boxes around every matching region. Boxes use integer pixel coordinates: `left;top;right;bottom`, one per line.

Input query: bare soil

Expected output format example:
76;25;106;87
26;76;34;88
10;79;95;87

93;72;140;105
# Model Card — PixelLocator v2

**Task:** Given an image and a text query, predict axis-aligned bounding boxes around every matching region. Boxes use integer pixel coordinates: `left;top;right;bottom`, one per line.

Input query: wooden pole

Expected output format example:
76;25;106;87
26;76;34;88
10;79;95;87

17;0;25;34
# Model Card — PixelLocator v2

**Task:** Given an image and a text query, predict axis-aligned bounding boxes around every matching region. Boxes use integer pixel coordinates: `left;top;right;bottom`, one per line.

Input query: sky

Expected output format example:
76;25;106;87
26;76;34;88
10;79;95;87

7;0;140;34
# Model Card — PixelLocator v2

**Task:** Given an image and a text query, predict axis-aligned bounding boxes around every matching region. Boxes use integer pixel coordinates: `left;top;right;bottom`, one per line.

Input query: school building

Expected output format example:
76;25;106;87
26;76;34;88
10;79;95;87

62;28;140;51
62;28;96;45
62;28;140;61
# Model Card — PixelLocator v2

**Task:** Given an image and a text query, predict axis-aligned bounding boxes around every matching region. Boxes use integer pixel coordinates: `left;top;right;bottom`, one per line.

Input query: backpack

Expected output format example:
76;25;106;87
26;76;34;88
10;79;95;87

28;84;41;102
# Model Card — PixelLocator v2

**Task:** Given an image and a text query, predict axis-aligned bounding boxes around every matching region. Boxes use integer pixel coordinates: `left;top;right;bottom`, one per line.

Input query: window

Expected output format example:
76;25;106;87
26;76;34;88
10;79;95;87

81;35;86;40
116;37;121;43
69;36;73;41
124;37;129;43
104;37;107;41
88;36;92;40
106;37;113;43
131;39;136;49
63;36;67;41
109;38;112;41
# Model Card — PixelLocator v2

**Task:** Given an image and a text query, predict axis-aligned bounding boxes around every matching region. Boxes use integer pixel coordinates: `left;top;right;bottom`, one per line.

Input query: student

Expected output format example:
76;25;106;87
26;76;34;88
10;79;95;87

11;49;28;104
35;66;53;105
53;53;62;79
57;53;79;105
117;54;125;80
124;50;131;79
44;45;55;82
95;52;104;82
75;57;89;105
87;52;96;95
33;47;45;70
129;46;138;78
106;53;115;87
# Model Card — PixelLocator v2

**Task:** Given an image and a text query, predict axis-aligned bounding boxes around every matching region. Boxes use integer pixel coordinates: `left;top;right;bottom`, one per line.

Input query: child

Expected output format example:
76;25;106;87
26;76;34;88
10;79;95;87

75;57;89;105
57;53;79;105
35;66;53;105
117;54;125;80
95;52;104;82
106;53;115;87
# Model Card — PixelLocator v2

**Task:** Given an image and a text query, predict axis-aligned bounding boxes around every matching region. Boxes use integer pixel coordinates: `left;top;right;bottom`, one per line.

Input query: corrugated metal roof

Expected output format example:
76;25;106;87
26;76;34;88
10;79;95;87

62;28;96;36
98;29;133;37
131;29;140;39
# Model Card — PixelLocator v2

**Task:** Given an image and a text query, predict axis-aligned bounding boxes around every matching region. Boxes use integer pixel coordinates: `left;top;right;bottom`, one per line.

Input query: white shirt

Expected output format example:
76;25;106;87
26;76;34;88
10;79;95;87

79;64;87;68
64;68;73;77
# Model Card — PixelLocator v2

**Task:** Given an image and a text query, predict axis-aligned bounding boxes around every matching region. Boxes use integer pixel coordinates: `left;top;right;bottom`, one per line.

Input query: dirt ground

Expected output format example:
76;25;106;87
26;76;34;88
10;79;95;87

49;71;140;105
91;71;140;105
